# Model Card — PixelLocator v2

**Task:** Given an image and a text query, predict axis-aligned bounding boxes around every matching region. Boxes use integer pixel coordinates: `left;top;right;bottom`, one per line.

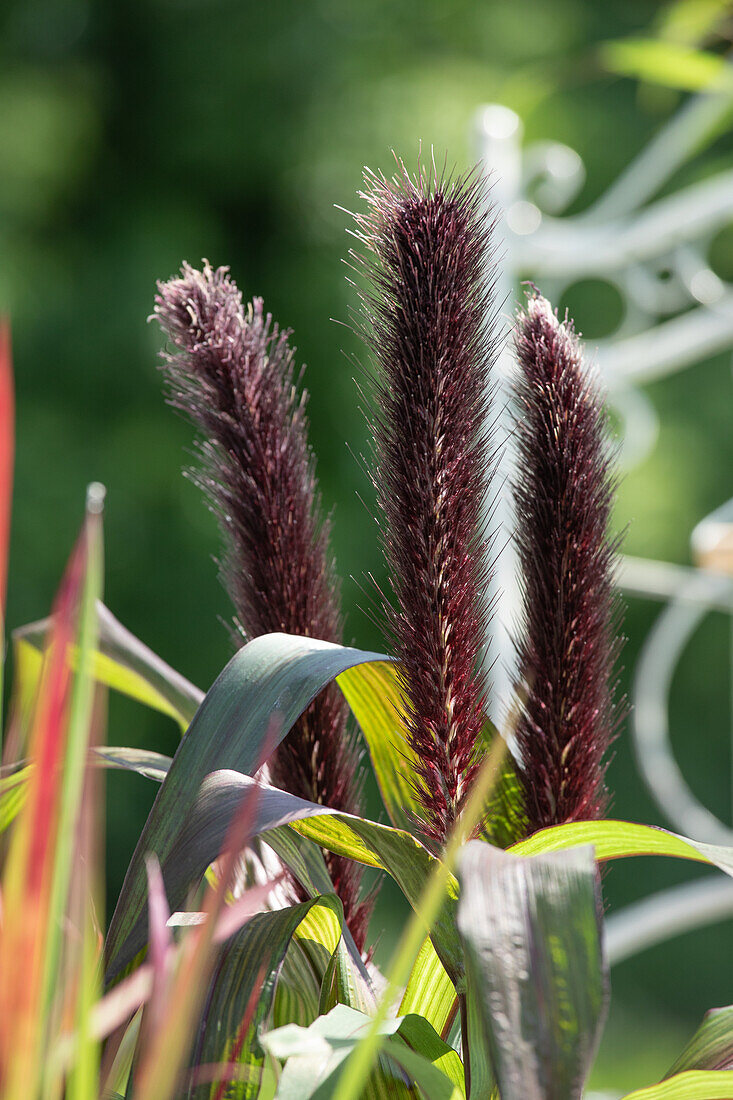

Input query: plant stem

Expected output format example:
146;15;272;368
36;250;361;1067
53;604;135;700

459;992;471;1098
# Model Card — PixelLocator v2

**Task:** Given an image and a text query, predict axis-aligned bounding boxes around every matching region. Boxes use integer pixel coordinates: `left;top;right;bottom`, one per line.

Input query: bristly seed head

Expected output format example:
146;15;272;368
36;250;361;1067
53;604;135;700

153;261;373;948
512;290;623;836
353;163;500;847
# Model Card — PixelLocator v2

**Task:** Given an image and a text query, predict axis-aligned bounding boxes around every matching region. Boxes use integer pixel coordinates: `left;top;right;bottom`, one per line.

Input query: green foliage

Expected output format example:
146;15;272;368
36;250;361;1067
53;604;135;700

3;363;733;1098
4;497;733;1099
600;38;733;94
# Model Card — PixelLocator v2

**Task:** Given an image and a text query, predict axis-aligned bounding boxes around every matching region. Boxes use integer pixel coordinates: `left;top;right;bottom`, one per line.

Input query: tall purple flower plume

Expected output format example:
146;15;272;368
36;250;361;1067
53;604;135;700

353;164;499;847
153;261;372;948
512;291;622;836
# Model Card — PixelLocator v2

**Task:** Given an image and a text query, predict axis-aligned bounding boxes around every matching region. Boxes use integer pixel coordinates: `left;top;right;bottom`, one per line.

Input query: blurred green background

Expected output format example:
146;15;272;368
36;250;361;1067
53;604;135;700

1;0;731;1090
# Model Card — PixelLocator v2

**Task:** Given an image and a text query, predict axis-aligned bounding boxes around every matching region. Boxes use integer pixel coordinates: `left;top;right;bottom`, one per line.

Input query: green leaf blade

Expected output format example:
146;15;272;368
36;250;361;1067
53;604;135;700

336;661;420;831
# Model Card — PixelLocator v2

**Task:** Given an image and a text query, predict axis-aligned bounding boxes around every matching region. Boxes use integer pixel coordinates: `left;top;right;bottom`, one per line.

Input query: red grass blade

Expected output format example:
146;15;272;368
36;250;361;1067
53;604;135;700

0;522;87;1097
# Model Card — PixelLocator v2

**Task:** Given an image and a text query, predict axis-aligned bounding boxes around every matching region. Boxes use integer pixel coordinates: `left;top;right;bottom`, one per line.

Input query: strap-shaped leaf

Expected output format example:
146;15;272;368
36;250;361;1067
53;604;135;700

0;748;172;835
665;1006;733;1074
336;666;525;847
186;895;346;1100
273;889;372;1035
456;841;608;1100
13;600;203;733
510;819;733;877
288;818;460;984
336;662;419;831
139;768;461;990
399;936;456;1041
618;1069;733;1099
105;633;388;981
93;746;172;783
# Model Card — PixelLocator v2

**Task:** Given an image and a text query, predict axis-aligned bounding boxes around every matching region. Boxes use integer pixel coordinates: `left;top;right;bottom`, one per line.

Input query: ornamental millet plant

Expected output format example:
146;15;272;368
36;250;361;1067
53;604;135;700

351;165;499;848
512;292;621;836
5;155;728;1100
152;166;621;943
153;264;372;948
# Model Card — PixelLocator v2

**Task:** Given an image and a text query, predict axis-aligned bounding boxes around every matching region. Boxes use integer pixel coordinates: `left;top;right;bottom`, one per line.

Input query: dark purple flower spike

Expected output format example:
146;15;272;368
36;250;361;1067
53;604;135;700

353;164;500;848
512;291;622;836
153;262;372;948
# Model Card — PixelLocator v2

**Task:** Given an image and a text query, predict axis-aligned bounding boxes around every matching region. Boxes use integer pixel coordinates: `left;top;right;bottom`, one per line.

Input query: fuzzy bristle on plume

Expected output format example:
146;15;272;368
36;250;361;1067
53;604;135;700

512;292;622;836
353;164;500;847
153;262;373;948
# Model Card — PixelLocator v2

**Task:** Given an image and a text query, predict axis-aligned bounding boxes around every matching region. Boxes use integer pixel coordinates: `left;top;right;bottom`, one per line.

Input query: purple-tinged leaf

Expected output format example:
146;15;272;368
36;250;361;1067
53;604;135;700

105;633;388;982
665;1005;733;1074
457;841;607;1100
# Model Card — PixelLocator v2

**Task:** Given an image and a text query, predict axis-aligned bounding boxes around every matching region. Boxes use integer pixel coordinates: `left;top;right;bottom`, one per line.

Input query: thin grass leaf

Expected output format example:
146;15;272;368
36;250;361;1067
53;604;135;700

66;740;106;1100
509;819;733;876
13;600;203;733
42;483;105;1024
0;494;98;1099
144;855;173;1040
618;1069;733;1099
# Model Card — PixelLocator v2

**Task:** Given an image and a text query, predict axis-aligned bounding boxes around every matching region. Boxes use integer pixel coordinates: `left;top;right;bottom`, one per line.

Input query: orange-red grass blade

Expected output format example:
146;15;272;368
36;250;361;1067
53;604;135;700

0;504;94;1100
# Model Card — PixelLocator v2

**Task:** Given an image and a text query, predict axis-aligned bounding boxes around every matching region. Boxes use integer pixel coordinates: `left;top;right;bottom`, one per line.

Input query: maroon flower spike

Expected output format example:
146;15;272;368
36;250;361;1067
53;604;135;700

153;262;372;948
353;165;499;848
512;292;622;836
